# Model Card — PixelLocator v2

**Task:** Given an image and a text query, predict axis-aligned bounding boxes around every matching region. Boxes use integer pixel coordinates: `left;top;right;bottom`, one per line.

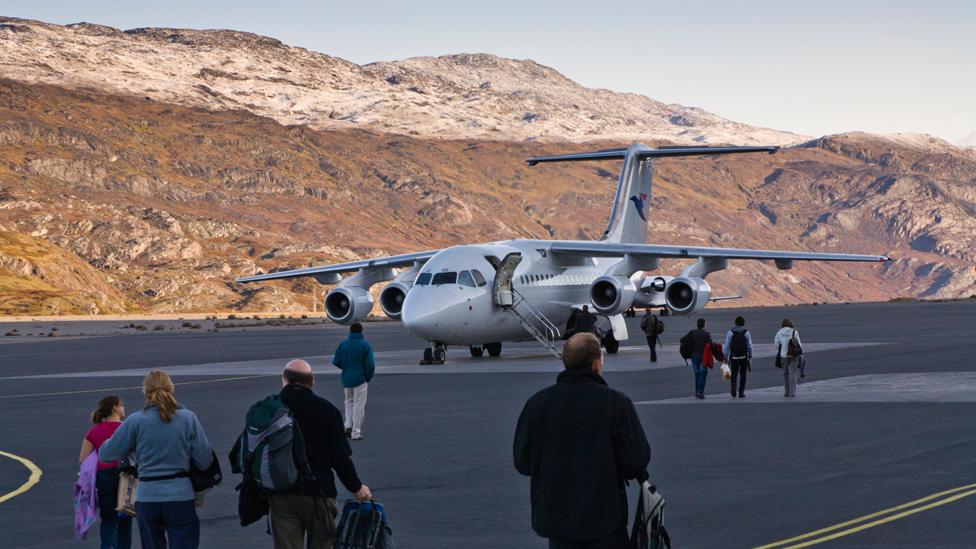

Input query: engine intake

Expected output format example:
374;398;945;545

324;287;373;325
590;276;637;315
379;282;410;320
664;277;711;315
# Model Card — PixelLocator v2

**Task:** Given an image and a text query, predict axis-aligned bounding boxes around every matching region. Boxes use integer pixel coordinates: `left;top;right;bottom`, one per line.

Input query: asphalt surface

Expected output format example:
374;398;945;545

1;300;975;548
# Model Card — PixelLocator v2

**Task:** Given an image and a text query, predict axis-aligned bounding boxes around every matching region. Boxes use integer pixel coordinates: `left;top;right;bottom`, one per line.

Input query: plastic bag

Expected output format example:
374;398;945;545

720;362;731;381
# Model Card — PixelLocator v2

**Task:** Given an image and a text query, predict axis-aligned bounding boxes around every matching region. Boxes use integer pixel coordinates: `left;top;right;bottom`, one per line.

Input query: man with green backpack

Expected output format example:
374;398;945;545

231;359;372;549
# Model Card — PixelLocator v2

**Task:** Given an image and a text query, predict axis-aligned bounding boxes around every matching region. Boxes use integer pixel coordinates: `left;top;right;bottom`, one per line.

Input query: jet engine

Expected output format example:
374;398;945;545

590;275;638;315
379;282;410;320
324;287;373;325
664;277;712;315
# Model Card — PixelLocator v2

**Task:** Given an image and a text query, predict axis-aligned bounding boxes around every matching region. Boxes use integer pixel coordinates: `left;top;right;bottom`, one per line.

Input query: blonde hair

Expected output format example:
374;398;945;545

143;371;177;422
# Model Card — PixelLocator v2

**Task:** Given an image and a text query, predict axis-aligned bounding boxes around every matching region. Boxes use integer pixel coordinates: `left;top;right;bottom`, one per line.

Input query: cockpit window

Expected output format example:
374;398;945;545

471;269;487;287
432;272;457;285
415;272;432;286
458;271;475;287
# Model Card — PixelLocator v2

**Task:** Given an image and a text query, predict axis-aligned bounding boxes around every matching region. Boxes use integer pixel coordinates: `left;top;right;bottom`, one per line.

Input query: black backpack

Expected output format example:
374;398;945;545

335;500;395;549
729;329;749;357
679;332;693;360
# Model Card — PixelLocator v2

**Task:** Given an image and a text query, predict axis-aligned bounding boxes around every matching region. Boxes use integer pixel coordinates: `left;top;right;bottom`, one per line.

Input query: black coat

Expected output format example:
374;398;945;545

574;312;599;334
279;384;362;497
513;369;651;540
687;328;712;359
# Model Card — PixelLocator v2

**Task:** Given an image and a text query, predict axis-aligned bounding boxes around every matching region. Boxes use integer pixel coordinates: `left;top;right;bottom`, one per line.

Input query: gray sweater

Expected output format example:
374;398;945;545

100;404;213;503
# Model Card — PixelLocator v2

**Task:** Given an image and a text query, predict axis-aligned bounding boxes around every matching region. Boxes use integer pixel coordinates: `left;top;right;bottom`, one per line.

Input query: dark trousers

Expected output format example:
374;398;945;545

730;357;749;396
270;493;338;549
644;335;658;362
135;500;199;549
96;468;132;549
549;527;628;549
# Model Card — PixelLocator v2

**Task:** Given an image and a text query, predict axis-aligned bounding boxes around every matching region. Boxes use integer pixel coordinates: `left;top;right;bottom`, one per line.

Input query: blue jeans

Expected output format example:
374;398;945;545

691;356;708;396
96;468;132;549
135;500;199;549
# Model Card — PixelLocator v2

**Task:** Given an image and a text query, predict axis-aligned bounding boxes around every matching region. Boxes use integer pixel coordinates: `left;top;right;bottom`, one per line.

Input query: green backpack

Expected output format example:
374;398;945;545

235;395;309;493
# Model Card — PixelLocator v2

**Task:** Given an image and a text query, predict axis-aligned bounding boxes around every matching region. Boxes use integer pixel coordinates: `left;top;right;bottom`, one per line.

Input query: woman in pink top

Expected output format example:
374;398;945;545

79;395;132;549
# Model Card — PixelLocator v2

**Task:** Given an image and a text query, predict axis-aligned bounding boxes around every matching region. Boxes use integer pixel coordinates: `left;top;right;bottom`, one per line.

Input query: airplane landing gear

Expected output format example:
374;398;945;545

485;342;502;357
469;345;485;357
421;343;447;365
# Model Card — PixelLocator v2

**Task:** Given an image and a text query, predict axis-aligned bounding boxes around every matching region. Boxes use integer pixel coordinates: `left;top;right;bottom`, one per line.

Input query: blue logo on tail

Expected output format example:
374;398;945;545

629;193;648;221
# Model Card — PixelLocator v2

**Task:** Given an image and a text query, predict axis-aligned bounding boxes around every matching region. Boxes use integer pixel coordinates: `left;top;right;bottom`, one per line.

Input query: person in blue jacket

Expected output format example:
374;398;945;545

332;322;375;441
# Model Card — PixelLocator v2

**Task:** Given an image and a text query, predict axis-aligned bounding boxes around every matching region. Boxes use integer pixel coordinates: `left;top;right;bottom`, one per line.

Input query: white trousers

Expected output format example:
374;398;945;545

343;383;368;437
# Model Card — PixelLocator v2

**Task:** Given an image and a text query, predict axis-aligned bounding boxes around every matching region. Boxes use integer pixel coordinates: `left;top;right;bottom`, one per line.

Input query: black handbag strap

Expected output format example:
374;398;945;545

140;471;190;482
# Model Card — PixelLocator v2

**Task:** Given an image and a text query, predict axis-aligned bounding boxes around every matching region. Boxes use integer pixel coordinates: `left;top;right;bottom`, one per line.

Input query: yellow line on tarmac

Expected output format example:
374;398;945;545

0;450;43;504
0;374;275;399
755;482;976;549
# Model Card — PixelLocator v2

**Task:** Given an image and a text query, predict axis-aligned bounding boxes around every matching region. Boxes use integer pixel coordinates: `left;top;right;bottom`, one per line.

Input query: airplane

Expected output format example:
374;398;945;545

237;143;889;364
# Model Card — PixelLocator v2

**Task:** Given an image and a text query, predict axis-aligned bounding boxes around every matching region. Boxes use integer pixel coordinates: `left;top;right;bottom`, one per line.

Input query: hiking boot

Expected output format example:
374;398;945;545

345;428;352;439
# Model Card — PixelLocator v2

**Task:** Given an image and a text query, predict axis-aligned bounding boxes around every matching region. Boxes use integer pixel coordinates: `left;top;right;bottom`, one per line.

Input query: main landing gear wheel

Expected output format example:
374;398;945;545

602;333;619;354
469;345;485;358
485;342;502;357
433;347;447;364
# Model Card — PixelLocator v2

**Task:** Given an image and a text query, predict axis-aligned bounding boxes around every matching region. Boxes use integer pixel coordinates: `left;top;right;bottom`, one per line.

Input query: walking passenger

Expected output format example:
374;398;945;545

640;308;663;362
332;322;375;440
682;318;713;399
775;319;804;397
100;371;214;549
79;395;132;549
271;359;372;549
574;305;599;336
724;316;753;398
514;333;651;548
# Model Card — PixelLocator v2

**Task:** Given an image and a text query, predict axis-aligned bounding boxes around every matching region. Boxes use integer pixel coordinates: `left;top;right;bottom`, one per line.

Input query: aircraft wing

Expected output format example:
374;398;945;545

236;250;440;283
549;241;889;263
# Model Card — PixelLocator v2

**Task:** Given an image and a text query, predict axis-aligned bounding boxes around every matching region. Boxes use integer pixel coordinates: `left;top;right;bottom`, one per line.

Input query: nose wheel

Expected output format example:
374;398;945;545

421;343;447;365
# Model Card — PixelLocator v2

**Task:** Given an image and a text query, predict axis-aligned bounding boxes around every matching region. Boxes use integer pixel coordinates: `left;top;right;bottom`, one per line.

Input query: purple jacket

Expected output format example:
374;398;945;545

74;451;99;540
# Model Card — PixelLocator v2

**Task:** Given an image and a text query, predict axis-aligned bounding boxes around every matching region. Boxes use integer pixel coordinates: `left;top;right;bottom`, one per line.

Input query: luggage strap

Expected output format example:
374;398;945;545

140;471;189;482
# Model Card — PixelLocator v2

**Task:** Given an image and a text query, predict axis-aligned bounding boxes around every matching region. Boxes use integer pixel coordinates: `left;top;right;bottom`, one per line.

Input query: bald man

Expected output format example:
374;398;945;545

272;359;371;549
514;333;651;549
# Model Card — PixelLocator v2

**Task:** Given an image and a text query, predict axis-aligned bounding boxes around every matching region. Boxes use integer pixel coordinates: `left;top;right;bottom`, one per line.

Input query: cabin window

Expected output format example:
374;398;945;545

458;271;475;287
471;269;487;287
415;273;432;286
432;272;458;285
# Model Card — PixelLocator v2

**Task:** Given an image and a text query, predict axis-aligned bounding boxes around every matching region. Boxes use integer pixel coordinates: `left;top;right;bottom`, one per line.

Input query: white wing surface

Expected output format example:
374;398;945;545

236;250;440;283
548;241;889;263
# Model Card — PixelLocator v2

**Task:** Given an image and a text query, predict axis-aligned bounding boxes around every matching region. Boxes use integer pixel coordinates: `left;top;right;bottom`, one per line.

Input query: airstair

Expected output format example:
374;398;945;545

492;252;562;358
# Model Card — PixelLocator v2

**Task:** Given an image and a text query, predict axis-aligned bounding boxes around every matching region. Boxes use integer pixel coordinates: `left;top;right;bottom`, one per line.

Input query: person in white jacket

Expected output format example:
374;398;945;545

774;319;803;397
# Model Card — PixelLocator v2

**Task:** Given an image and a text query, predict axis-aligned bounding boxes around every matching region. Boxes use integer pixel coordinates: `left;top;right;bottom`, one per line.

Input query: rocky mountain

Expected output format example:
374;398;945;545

0;17;974;316
0;17;800;145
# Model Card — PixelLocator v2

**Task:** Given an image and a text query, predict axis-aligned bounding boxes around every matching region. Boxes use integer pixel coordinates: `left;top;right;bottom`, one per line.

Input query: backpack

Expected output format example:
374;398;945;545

234;395;309;494
679;332;693;360
629;481;671;549
787;329;802;358
335;500;395;549
729;329;749;357
655;320;665;335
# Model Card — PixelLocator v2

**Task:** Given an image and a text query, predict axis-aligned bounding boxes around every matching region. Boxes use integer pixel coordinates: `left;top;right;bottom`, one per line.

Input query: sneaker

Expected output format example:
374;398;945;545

351;434;363;441
731;392;737;399
344;428;352;439
738;393;745;399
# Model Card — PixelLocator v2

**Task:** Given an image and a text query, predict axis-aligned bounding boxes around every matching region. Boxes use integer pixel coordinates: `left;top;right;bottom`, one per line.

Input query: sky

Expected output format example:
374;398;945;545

4;0;975;143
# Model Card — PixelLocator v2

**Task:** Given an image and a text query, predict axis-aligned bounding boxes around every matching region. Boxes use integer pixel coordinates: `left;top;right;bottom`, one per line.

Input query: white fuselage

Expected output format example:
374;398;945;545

400;240;618;345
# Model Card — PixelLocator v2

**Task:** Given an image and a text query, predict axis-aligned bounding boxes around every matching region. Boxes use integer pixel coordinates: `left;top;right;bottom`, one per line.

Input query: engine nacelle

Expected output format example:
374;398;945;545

633;275;672;308
590;275;638;315
664;277;712;315
379;282;410;320
324;287;373;325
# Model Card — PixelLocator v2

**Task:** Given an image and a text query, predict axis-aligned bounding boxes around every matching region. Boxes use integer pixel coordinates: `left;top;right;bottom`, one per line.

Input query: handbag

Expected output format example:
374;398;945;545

116;471;138;517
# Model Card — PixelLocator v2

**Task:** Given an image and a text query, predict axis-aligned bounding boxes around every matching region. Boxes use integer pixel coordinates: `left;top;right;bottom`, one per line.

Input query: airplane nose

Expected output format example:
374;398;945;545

401;291;438;339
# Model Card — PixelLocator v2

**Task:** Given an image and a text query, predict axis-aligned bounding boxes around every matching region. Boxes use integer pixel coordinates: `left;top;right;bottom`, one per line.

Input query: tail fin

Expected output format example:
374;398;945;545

527;144;777;244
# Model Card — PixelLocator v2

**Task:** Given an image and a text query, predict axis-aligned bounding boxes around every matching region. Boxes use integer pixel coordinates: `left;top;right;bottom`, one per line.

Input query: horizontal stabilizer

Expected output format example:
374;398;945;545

526;145;778;165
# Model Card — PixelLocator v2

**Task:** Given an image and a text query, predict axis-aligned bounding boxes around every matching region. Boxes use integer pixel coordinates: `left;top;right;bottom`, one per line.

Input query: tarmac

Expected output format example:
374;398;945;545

1;299;975;548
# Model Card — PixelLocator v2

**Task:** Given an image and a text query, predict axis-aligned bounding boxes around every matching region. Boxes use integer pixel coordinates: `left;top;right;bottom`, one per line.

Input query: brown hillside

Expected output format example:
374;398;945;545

0;79;973;314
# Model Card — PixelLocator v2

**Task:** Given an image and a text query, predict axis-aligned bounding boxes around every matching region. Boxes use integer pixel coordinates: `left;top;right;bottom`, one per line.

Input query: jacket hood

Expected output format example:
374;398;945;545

731;326;748;334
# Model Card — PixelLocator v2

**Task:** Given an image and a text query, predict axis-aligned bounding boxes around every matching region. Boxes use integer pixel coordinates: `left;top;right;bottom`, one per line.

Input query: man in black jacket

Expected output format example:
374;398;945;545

513;333;651;549
274;359;371;549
